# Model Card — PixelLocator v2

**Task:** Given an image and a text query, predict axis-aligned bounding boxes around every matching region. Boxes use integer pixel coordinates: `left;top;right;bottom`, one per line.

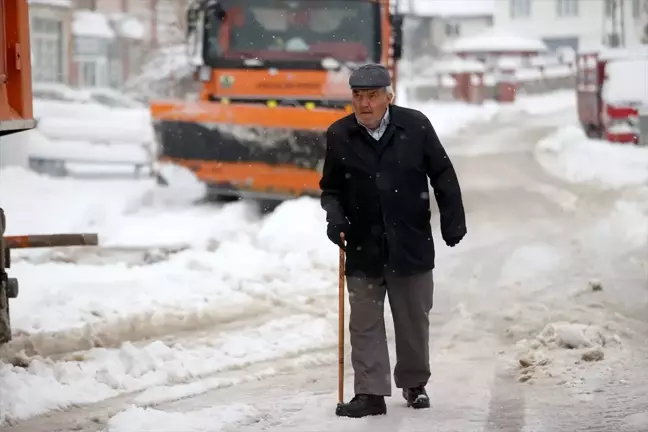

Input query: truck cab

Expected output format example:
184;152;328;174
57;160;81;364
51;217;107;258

576;46;648;144
150;0;403;203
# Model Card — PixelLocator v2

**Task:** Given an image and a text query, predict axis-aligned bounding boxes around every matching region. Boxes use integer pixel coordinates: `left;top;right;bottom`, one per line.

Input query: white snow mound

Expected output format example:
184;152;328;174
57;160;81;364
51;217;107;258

536;322;614;349
535;125;648;189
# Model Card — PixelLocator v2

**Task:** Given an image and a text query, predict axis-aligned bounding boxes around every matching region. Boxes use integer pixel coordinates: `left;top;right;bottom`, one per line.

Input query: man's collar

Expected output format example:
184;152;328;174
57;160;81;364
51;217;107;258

356;108;389;131
345;105;404;133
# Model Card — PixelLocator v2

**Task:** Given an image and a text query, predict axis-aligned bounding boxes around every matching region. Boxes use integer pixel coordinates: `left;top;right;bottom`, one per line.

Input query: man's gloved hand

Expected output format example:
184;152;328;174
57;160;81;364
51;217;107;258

445;234;464;247
327;221;350;250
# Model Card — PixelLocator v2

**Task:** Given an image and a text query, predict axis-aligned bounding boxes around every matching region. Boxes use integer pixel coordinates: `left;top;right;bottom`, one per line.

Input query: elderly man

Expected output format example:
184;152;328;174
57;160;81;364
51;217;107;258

319;64;467;418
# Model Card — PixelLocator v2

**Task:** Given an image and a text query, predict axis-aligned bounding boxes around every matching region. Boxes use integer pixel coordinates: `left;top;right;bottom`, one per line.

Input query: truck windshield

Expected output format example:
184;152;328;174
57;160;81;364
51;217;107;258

202;0;381;66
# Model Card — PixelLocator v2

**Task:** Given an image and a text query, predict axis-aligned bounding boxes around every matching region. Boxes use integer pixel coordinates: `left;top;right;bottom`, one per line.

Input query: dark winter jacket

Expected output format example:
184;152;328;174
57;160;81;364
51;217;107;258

319;104;466;278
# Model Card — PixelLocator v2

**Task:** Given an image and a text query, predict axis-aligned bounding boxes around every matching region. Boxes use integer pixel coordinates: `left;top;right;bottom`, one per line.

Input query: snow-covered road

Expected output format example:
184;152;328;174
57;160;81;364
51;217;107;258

2;97;648;431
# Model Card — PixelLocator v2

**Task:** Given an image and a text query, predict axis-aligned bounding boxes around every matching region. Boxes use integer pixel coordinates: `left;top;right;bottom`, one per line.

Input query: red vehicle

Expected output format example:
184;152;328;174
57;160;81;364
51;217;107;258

576;46;648;144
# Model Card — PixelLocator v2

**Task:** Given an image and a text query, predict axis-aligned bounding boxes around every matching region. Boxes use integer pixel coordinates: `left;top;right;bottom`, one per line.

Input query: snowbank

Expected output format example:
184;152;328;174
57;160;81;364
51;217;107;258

407;100;500;138
535;125;648;188
444;27;548;54
0;315;335;424
514;321;622;384
403;90;575;138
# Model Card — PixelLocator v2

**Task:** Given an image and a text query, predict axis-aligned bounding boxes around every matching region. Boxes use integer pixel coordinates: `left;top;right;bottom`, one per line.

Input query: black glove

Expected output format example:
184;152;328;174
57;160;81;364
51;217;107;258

445;234;464;247
327;221;350;250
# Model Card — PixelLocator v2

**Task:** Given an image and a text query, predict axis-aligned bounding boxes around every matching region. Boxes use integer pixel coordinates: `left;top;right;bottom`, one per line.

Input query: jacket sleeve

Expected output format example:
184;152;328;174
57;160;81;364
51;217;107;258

422;117;467;241
319;128;347;225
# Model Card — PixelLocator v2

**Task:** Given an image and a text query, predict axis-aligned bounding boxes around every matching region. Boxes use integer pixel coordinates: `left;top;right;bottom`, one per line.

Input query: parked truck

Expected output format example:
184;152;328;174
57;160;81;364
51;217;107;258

1;0;99;345
576;46;648;145
150;0;404;204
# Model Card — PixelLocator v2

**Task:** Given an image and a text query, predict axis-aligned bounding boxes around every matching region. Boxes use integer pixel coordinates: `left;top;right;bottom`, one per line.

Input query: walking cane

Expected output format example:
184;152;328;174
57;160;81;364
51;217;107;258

337;233;346;406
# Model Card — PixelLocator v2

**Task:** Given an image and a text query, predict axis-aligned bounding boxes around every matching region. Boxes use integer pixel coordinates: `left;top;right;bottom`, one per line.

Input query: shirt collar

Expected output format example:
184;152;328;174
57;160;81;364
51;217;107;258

356;108;389;132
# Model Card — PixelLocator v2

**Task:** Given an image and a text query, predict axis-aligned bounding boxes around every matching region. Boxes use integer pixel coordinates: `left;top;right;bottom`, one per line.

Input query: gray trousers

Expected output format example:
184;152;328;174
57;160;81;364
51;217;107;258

347;269;434;397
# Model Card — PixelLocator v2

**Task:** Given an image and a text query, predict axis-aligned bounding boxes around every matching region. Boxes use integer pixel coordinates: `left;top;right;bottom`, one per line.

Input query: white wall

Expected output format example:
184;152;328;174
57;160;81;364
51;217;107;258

493;0;646;51
430;15;493;51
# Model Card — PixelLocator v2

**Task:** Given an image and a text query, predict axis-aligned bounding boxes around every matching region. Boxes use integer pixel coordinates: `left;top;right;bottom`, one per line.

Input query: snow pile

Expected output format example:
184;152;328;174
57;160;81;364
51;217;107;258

0;315;335;424
72;10;115;39
34;100;152;145
406;100;499;138
444;27;548;54
502;90;575;116
535;125;648;188
403;90;575;138
106;404;261;432
0;167;155;236
601;58;648;106
514;321;621;384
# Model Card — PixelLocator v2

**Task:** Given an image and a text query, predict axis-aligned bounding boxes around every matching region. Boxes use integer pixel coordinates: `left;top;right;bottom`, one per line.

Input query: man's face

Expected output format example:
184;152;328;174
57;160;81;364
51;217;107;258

351;88;391;128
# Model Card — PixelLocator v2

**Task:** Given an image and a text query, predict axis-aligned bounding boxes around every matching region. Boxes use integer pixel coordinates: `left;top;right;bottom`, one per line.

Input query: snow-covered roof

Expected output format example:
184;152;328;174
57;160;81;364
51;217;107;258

27;0;72;7
110;13;146;40
397;0;495;18
432;56;485;73
72;10;116;40
443;28;548;54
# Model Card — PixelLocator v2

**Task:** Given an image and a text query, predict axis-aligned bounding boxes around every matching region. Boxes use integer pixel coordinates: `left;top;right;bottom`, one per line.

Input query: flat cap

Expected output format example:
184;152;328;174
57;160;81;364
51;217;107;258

348;64;391;89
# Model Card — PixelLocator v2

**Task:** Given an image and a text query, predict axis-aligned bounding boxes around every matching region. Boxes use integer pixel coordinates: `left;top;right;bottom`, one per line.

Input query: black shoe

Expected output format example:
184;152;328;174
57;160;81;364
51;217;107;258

402;386;430;409
335;394;387;418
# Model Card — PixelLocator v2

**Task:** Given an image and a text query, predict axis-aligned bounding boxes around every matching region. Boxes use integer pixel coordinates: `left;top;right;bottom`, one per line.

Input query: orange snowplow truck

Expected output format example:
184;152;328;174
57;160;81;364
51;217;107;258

0;0;35;137
150;0;403;202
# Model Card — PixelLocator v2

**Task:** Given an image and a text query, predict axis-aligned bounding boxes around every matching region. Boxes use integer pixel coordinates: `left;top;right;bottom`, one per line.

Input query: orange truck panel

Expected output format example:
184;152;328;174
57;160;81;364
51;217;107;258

0;0;35;136
150;98;348;130
203;69;352;100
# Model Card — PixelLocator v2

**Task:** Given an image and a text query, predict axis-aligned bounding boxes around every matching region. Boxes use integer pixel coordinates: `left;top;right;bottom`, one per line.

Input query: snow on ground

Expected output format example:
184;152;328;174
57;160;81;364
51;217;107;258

105;404;261;432
535;125;648;189
403;90;575;138
0;90;639;428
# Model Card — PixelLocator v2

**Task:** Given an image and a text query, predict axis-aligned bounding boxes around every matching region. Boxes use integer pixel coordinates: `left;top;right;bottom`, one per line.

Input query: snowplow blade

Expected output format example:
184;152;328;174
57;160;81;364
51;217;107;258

150;99;348;200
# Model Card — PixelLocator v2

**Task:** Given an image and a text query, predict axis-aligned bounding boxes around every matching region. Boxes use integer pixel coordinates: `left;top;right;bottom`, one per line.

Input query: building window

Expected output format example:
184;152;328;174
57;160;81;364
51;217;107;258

77;57;107;87
510;0;532;18
31;17;63;83
557;0;579;17
444;22;460;37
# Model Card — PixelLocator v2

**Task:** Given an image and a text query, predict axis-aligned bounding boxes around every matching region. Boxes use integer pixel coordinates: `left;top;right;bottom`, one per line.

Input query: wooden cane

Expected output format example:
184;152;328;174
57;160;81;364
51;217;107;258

338;233;346;405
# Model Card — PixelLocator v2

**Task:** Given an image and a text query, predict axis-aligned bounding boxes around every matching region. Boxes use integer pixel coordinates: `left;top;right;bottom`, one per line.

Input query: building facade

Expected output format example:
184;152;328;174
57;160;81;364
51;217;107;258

494;0;648;52
27;0;185;89
400;0;495;59
28;0;73;84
